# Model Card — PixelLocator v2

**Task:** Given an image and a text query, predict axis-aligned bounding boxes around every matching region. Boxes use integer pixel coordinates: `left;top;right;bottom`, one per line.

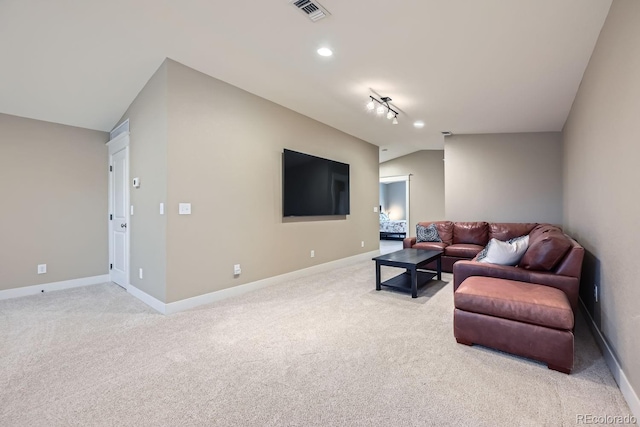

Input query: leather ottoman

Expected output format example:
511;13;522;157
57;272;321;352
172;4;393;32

454;276;575;373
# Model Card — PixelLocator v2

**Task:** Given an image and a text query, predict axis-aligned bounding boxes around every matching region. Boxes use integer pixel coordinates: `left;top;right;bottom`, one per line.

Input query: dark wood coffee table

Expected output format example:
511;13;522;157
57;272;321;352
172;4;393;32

372;249;443;298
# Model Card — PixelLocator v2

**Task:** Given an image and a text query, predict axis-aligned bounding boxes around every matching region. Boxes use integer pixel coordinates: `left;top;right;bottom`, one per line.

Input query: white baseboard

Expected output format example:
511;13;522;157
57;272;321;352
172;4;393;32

0;275;110;301
580;300;640;422
149;250;377;315
126;284;166;314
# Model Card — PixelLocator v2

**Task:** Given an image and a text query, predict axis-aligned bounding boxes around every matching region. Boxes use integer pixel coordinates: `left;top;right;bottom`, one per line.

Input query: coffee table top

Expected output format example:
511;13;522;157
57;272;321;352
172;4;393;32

372;248;442;267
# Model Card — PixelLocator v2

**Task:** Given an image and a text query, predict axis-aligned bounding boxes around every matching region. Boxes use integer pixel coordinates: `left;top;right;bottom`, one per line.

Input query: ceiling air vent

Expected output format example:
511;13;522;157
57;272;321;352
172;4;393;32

290;0;331;22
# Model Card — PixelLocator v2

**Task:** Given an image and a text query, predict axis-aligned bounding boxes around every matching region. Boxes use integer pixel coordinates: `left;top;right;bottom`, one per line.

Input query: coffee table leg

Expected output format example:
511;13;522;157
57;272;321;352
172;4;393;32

411;267;417;298
437;257;442;281
376;261;381;291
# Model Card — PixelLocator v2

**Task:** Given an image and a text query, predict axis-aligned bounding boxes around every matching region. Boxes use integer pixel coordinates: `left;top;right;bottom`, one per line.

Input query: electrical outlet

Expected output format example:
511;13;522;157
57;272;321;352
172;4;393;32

37;264;47;274
233;264;241;275
361;241;365;247
310;250;315;258
139;268;143;279
594;284;598;303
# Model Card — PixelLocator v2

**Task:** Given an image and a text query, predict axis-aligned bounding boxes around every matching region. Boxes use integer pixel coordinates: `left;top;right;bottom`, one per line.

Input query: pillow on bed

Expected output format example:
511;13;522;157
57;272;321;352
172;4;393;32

416;223;442;243
379;212;389;221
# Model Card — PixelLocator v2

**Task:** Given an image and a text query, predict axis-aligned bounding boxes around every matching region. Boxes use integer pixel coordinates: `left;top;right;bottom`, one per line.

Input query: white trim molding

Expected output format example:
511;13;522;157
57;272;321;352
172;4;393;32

106;130;130;153
379;174;410;184
127;250;380;315
164;250;380;314
580;300;640;421
126;284;166;314
380;174;411;237
0;275;110;301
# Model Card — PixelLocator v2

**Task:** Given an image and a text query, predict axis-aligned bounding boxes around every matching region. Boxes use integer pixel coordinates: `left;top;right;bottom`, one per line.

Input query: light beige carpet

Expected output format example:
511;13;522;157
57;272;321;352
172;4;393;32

0;261;635;426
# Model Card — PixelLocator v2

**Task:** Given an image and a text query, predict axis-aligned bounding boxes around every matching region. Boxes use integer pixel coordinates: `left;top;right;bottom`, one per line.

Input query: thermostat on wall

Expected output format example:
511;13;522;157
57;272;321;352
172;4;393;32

132;177;140;188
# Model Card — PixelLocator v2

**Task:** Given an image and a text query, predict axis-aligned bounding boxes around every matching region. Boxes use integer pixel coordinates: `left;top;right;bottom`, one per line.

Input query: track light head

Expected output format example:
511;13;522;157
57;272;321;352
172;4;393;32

366;95;400;124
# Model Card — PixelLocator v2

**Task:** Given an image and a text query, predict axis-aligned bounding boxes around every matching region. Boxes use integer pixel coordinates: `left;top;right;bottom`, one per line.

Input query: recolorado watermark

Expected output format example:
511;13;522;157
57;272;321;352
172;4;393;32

576;414;637;425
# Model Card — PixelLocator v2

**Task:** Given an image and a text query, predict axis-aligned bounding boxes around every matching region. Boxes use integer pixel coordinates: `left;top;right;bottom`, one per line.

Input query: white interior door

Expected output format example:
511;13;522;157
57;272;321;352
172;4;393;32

109;145;129;288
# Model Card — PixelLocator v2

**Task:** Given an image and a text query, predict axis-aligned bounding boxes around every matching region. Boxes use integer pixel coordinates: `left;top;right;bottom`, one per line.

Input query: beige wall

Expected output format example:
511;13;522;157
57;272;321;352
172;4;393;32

0;113;108;290
116;61;168;302
379;150;445;237
563;0;640;399
164;60;379;303
445;133;563;224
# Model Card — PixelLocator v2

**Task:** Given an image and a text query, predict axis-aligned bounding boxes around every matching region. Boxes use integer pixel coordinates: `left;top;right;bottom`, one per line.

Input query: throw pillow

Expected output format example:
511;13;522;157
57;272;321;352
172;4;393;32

519;232;571;271
416;223;442;243
477;235;530;266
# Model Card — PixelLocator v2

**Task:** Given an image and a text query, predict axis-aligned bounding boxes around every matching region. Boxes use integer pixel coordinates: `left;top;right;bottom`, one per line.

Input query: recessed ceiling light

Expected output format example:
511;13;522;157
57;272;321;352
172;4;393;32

413;121;425;128
317;47;333;57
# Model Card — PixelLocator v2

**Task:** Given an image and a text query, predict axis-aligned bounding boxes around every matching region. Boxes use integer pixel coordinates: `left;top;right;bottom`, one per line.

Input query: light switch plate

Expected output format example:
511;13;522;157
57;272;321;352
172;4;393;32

373;206;378;213
37;264;47;274
178;203;191;215
159;203;164;215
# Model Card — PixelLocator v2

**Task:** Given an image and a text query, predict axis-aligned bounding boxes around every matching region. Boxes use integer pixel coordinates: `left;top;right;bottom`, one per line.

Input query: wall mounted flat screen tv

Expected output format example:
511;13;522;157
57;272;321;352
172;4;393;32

283;149;350;217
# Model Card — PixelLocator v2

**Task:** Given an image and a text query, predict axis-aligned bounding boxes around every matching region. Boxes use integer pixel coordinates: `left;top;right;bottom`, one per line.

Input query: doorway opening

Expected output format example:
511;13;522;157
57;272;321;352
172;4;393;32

379;175;410;253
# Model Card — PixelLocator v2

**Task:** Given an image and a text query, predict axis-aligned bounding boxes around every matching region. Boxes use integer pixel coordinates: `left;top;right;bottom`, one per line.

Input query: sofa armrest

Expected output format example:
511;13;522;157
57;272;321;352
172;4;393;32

452;260;580;311
403;237;416;248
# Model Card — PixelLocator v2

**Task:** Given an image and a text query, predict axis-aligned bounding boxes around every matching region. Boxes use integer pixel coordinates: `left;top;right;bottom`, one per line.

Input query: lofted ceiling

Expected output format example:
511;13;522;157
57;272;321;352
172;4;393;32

0;0;611;162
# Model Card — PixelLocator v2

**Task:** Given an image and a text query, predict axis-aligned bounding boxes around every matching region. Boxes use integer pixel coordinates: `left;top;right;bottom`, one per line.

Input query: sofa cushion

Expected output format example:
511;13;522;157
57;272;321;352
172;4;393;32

529;224;563;241
416;223;442;243
455;277;574;330
413;242;447;251
489;223;538;241
445;244;484;258
417;221;453;245
453;222;489;245
477;235;529;266
520;232;572;271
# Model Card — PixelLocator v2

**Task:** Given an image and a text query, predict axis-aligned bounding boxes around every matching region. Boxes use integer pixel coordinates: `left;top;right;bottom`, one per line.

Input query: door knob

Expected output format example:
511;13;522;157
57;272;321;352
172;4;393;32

121;223;127;228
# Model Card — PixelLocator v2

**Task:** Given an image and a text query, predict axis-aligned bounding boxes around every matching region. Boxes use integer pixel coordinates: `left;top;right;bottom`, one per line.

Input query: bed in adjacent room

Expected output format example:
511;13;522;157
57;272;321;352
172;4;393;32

379;213;407;240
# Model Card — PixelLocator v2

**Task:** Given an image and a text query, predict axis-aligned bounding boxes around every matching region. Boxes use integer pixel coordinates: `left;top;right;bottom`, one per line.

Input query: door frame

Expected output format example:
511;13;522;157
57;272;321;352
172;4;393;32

380;174;411;236
107;131;130;288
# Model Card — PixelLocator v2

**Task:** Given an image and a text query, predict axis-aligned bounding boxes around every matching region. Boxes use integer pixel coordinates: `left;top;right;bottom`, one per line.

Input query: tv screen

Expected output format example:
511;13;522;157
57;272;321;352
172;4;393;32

283;149;350;217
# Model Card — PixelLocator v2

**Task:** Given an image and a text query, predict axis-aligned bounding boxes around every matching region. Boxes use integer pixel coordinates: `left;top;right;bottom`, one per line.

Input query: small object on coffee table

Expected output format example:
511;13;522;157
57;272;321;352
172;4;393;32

372;249;443;298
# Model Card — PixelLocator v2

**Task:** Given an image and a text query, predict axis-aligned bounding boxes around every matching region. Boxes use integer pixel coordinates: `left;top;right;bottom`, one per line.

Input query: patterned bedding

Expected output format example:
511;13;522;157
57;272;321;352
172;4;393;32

379;213;407;233
380;220;407;233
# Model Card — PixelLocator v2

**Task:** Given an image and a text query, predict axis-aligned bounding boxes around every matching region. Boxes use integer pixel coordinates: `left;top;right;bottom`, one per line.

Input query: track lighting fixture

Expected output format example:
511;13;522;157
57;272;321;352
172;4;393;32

366;95;399;124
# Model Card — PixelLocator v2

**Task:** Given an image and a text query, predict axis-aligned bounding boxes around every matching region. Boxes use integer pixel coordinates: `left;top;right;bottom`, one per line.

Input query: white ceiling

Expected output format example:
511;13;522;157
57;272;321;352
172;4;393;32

0;0;611;162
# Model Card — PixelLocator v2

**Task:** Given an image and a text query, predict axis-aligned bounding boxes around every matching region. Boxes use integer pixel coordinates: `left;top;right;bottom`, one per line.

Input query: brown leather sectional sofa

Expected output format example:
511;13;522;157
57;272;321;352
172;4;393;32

404;221;585;373
403;221;541;272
